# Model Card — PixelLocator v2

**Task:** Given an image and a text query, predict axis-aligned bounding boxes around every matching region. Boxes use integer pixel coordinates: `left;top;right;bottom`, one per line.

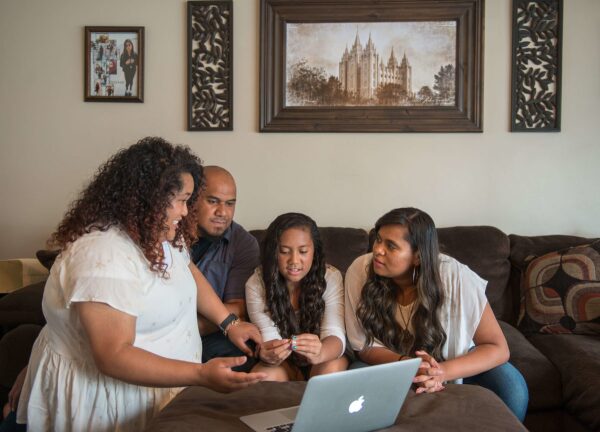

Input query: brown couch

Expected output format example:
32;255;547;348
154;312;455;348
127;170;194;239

1;226;598;431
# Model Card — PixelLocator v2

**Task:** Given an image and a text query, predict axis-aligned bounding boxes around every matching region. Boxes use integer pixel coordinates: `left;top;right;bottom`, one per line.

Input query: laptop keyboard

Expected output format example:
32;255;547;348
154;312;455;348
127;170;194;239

266;423;294;432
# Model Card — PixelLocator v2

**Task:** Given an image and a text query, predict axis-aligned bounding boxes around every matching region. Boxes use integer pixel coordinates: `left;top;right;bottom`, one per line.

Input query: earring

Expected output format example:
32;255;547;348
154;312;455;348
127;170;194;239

412;266;419;285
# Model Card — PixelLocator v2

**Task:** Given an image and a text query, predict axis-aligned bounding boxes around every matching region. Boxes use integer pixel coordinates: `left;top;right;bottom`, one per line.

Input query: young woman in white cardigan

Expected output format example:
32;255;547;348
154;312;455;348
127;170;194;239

246;213;348;381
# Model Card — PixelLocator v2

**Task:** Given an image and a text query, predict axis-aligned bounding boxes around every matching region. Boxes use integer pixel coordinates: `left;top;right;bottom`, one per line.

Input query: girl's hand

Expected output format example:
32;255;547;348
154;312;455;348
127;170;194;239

258;339;292;366
413;350;446;394
290;333;323;364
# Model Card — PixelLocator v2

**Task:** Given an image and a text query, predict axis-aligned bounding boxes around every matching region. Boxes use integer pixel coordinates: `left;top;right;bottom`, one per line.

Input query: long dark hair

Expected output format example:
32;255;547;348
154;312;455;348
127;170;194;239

122;39;135;56
357;208;447;360
261;213;327;339
50;136;203;275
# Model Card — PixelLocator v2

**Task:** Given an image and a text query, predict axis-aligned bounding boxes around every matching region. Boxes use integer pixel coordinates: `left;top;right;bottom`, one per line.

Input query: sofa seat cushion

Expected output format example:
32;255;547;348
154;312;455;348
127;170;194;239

0;281;46;327
528;333;600;430
499;321;562;410
0;324;43;406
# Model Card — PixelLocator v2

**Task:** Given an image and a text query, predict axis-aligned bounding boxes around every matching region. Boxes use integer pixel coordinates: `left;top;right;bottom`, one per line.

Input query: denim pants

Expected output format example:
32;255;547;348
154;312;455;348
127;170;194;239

201;331;257;373
348;360;528;422
464;361;529;422
0;411;26;432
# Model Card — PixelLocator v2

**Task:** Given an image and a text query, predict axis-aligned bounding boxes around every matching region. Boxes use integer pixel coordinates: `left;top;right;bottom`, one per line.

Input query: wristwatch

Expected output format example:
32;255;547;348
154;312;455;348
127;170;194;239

219;313;240;336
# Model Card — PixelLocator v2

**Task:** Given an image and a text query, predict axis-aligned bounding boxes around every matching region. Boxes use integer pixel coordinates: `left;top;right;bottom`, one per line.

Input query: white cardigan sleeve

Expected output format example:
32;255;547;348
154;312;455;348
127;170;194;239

344;254;373;351
245;268;283;342
319;266;346;354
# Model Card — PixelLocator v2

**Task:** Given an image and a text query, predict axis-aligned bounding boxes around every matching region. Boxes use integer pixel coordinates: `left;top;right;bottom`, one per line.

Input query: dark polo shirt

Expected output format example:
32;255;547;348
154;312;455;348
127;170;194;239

190;221;259;302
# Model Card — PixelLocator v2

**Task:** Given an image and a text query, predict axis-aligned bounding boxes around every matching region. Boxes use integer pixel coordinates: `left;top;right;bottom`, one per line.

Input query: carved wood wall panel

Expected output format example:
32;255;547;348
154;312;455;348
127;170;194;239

511;0;562;132
188;1;233;131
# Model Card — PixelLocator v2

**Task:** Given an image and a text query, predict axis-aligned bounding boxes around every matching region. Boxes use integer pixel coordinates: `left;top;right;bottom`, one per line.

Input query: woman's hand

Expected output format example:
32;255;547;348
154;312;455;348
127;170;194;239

413;350;446;394
199;357;267;393
291;333;323;365
227;321;263;357
258;339;292;366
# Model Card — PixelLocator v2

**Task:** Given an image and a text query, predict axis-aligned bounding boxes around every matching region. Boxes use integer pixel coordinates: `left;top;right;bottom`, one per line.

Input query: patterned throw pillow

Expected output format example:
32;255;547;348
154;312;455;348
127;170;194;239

518;240;600;335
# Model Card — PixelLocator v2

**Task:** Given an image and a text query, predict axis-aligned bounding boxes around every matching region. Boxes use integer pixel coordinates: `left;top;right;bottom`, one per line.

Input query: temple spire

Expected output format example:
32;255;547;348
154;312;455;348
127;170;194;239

353;27;361;48
388;47;398;68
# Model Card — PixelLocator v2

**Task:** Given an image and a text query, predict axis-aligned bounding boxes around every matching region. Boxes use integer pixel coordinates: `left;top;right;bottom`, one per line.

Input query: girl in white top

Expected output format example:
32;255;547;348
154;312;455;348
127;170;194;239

344;208;510;393
16;137;265;431
246;213;348;381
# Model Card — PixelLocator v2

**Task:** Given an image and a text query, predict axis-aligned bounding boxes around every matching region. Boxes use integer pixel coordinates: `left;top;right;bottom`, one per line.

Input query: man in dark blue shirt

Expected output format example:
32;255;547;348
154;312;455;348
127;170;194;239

191;166;260;372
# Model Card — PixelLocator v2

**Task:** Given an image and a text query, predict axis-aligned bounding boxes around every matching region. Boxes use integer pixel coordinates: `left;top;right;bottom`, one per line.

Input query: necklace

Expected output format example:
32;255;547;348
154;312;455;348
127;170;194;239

398;300;416;331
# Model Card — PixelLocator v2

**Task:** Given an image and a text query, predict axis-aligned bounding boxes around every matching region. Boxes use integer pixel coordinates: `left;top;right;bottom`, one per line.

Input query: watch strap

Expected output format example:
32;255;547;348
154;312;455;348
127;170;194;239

219;313;239;335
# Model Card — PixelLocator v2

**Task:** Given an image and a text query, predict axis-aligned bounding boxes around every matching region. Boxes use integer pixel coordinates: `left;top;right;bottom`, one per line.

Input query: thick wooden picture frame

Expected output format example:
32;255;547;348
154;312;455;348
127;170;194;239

84;26;144;102
188;0;233;131
260;0;484;132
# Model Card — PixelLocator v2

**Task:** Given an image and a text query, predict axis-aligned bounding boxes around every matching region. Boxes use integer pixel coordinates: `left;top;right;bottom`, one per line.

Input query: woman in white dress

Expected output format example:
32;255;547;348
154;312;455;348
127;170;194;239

345;207;528;421
16;137;266;431
246;213;348;381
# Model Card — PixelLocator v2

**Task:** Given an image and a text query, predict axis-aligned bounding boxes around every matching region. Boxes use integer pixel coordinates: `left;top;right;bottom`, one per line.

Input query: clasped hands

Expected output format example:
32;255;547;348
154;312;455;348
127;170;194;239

412;350;446;394
258;334;323;366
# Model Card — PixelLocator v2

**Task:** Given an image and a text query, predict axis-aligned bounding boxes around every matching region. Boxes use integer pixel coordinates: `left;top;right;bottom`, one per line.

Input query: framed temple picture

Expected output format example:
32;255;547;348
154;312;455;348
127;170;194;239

84;26;144;102
260;0;484;132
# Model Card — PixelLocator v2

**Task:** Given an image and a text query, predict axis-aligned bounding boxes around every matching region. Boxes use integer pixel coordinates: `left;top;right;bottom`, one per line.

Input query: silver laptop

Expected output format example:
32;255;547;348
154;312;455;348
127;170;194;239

240;357;421;432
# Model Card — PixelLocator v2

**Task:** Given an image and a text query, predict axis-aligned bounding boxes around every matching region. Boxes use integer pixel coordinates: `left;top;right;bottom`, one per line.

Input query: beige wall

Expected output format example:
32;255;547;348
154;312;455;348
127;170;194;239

1;0;599;260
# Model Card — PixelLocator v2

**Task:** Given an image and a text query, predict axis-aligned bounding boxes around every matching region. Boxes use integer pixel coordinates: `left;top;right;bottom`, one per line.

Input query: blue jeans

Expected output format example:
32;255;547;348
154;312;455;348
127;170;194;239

0;411;26;432
464;361;529;422
348;360;528;422
201;331;257;373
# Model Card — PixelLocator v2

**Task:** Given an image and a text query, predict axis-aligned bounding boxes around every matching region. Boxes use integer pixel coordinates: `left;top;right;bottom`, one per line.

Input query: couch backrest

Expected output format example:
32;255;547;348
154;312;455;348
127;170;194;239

436;226;512;322
250;227;370;276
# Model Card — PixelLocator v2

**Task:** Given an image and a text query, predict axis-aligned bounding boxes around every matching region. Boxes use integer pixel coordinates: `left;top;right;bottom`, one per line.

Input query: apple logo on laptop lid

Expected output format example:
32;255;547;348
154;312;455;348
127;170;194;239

348;396;365;414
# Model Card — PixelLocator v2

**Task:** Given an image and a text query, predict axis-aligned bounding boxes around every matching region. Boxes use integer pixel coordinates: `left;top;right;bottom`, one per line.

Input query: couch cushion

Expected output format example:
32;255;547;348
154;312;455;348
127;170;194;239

0;281;46;327
509;234;600;328
436;226;512;321
499;321;562;411
36;249;60;271
250;227;369;276
528;333;600;431
518;241;600;335
0;324;43;407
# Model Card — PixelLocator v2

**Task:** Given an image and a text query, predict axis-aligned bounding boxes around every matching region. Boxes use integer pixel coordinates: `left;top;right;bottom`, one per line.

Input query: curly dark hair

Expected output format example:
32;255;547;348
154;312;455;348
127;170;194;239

50;136;204;274
261;213;327;341
357;208;447;361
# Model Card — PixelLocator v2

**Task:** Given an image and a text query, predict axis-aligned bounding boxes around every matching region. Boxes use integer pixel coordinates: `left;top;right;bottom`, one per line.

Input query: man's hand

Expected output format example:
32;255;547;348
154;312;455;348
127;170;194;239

258;339;292;366
413;350;446;394
227;321;263;357
199;357;267;393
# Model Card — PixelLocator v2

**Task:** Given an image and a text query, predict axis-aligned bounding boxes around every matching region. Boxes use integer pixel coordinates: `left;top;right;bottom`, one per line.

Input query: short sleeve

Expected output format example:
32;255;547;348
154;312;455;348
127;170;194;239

59;229;148;317
439;254;488;360
222;226;260;302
